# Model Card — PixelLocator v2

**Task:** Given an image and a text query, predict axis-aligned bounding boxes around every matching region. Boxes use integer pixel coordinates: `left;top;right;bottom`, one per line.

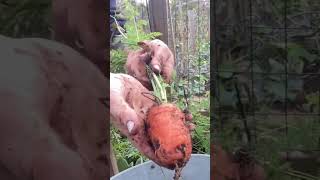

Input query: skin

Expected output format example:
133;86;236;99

52;0;107;75
0;35;190;180
125;39;175;90
110;73;194;169
52;0;184;170
0;35;108;180
112;39;191;167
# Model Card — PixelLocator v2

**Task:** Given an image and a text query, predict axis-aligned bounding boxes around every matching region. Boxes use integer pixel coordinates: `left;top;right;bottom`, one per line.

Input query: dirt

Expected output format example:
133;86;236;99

173;165;183;180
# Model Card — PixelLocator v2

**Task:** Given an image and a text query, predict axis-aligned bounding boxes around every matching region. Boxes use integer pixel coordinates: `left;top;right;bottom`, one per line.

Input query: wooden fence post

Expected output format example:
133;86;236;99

148;0;169;45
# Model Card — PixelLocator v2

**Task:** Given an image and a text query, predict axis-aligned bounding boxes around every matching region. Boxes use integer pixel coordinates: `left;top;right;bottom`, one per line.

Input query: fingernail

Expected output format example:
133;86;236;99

127;121;134;133
152;65;161;74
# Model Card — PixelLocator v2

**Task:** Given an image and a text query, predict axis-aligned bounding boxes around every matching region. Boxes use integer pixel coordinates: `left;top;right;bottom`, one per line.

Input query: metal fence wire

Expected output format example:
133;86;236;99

116;0;210;98
213;0;320;179
169;0;210;98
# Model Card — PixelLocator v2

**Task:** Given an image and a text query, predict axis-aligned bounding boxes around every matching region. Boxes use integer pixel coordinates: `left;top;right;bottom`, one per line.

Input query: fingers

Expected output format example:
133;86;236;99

138;52;151;64
110;74;142;136
119;105;142;135
159;59;174;83
110;73;156;135
110;96;142;136
137;39;175;83
110;73;163;164
128;132;156;161
149;60;161;75
125;51;152;90
137;40;151;51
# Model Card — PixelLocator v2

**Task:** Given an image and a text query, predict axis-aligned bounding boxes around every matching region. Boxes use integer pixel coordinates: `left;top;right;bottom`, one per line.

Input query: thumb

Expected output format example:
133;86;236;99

119;105;143;136
149;58;161;74
110;74;143;136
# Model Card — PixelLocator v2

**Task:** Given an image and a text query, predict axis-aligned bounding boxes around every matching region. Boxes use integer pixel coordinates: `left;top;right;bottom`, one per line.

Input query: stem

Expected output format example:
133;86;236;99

110;15;128;39
133;17;140;41
146;66;168;104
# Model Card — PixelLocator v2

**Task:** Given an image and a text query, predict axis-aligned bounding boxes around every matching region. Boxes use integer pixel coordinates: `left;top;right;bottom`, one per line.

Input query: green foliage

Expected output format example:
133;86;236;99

0;0;51;38
174;89;210;154
110;0;161;73
215;0;320;113
111;74;210;172
147;66;169;104
189;42;210;96
189;96;210;154
111;127;148;171
215;115;320;180
110;50;126;73
216;38;319;112
170;41;210;99
111;83;210;172
111;1;203;172
214;2;320;179
116;0;162;47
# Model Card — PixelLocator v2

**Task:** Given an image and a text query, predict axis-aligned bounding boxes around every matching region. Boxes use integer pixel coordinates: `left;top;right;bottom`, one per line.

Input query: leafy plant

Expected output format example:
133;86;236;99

110;0;175;171
113;0;161;48
189;96;210;154
110;0;161;73
110;50;126;73
0;0;51;38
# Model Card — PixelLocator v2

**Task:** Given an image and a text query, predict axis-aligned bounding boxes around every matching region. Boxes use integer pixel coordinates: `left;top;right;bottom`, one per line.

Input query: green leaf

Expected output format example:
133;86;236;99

265;80;285;100
218;63;234;79
135;157;144;165
287;43;317;63
269;58;284;74
287;91;297;101
219;84;237;107
117;156;130;172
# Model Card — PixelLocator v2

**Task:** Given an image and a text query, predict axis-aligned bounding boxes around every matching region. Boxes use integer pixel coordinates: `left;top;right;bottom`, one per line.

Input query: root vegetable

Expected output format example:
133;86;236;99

146;103;192;169
145;66;192;175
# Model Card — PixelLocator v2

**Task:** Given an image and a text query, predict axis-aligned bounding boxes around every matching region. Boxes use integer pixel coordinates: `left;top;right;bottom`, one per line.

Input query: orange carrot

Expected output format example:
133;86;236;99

146;103;192;169
145;66;192;171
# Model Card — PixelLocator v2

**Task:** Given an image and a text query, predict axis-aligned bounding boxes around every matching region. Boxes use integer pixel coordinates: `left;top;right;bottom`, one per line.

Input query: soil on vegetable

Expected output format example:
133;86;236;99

146;103;192;171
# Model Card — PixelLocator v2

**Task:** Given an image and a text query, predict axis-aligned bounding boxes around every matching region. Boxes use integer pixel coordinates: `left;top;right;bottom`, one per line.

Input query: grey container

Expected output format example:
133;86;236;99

110;154;210;180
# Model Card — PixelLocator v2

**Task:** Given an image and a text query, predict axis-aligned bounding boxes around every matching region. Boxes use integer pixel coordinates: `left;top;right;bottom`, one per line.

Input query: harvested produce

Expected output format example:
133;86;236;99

145;67;192;179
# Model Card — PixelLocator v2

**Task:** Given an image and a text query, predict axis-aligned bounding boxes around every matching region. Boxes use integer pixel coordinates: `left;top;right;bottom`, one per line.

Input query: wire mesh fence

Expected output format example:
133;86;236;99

213;0;320;179
168;0;210;98
111;0;210;98
109;0;211;169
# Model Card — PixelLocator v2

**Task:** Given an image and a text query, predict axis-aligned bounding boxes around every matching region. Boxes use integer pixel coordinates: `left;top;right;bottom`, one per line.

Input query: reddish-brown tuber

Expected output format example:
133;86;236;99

146;104;192;169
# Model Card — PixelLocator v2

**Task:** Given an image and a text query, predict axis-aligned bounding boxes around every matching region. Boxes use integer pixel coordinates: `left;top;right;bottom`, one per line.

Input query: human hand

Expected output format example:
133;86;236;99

125;39;175;90
110;73;193;169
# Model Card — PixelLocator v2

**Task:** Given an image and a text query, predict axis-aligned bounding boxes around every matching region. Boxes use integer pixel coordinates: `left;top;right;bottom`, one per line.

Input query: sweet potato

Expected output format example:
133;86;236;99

146;103;192;169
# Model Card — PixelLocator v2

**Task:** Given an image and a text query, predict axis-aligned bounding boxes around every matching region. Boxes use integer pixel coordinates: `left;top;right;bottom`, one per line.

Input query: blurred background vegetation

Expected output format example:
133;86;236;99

0;0;51;38
213;0;320;179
